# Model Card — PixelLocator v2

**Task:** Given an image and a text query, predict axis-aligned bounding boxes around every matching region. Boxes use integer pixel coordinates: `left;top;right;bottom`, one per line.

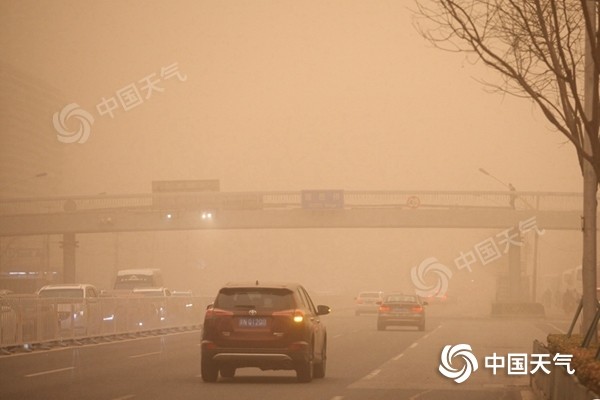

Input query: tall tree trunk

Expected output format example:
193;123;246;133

581;0;598;340
582;164;597;338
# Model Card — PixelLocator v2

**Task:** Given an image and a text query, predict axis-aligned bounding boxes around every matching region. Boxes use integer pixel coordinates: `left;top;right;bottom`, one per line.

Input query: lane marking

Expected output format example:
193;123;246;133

111;396;135;400
25;366;74;378
333;334;343;339
329;397;344;400
128;351;161;359
408;389;432;400
363;368;381;380
393;353;404;361
409;342;418;349
520;389;536;400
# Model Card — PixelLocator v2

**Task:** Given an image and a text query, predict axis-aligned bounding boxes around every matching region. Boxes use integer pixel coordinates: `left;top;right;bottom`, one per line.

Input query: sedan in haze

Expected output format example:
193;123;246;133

354;291;384;316
377;293;427;331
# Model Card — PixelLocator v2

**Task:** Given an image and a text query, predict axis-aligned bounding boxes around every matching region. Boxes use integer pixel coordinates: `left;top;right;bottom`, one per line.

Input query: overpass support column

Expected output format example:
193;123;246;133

508;232;522;302
61;233;78;283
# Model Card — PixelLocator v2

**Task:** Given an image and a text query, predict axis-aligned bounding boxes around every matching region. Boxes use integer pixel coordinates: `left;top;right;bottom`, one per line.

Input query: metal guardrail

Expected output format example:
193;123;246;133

0;190;585;216
0;295;210;353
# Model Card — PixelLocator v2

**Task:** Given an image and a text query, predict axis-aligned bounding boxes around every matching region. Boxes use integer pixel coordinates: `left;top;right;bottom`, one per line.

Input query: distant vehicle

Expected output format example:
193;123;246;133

132;287;172;297
171;290;193;297
354;291;384;316
37;284;101;335
377;293;427;331
113;269;164;290
201;281;330;383
131;287;172;324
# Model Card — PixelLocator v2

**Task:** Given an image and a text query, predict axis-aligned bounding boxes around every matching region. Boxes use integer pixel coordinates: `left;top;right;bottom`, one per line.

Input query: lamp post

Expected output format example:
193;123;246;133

478;168;512;189
479;167;540;303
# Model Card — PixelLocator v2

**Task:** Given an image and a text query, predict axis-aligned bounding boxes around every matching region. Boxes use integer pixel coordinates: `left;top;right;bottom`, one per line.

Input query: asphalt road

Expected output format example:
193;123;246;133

0;303;571;400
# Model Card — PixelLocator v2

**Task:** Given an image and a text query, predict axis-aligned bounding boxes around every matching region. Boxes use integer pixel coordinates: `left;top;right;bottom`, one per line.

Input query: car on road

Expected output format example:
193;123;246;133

37;283;102;336
201;281;330;383
376;293;427;331
354;291;384;315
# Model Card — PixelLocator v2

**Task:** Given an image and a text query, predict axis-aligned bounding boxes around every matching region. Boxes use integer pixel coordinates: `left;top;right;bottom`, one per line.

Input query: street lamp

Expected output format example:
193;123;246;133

479;167;540;303
478;168;513;190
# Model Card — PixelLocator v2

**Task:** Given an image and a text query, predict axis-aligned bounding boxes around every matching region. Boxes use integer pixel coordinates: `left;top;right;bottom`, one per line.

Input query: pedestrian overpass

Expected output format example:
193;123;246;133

0;190;585;283
0;190;584;235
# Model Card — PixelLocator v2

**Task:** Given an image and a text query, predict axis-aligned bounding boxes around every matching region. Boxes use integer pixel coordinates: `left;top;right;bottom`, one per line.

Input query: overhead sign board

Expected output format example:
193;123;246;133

301;190;344;209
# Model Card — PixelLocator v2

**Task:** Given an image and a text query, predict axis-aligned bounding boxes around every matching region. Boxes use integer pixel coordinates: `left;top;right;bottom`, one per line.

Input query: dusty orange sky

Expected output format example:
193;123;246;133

0;0;581;195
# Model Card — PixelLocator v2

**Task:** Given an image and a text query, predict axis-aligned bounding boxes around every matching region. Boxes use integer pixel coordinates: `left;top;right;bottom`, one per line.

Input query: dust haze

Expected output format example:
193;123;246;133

0;1;583;315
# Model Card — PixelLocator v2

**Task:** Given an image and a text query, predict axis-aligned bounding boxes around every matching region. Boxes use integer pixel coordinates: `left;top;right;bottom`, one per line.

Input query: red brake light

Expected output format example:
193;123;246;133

356;298;363;304
411;306;423;313
379;305;391;313
205;308;234;318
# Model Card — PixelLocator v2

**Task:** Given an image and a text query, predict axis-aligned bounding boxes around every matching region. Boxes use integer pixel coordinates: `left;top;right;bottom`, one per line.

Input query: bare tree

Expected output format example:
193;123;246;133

413;0;600;334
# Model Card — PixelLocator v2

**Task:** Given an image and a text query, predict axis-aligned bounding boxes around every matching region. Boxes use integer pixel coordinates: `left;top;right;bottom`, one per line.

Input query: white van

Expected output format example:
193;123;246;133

113;269;164;290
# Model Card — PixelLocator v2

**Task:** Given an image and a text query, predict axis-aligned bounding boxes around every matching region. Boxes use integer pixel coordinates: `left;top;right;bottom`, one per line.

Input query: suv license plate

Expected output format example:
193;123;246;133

238;317;267;328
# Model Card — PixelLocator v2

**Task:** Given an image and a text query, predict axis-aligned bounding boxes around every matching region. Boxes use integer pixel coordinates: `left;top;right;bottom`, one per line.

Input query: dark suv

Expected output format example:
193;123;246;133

201;282;330;383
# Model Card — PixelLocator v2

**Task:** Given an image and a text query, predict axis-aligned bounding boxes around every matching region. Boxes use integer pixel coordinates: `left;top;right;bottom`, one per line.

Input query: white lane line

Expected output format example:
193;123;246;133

409;342;418;349
408;389;432;400
363;368;381;380
111;396;135;400
520;389;536;400
329;396;344;400
128;351;161;359
333;334;343;339
25;366;74;378
393;353;404;361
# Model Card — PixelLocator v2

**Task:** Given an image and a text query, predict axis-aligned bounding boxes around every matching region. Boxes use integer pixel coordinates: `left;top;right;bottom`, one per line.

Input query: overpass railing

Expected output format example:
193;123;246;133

0;191;584;216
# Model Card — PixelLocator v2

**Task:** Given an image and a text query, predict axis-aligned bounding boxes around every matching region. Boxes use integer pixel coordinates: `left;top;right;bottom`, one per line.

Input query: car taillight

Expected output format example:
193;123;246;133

201;340;217;350
378;305;391;313
273;309;305;323
356;299;363;304
411;306;423;313
205;308;234;318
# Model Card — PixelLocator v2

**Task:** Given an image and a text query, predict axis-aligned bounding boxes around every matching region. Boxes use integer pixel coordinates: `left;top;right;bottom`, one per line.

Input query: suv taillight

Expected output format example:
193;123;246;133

205;308;234;318
411;306;423;313
378;305;391;313
272;309;305;323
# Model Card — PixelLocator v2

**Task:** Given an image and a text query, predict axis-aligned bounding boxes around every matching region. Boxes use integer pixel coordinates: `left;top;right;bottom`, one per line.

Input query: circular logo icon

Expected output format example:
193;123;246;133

53;103;95;144
410;257;453;298
439;344;479;383
248;309;257;316
406;196;421;209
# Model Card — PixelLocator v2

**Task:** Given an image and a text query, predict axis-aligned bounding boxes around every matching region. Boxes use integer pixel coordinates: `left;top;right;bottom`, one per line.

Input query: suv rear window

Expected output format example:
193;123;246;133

215;288;295;311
